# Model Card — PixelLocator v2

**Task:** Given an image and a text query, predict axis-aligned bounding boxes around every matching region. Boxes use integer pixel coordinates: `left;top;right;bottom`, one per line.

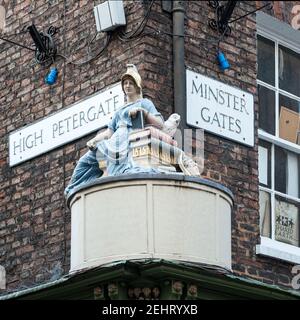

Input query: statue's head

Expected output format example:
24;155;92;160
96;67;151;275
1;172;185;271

121;64;143;99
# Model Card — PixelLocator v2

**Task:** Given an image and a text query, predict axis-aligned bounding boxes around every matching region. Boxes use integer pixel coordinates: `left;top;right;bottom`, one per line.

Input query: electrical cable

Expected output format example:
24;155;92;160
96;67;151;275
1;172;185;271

0;35;35;51
216;24;230;53
0;1;272;66
145;25;228;52
146;1;272;56
86;33;98;55
228;2;273;24
57;31;111;66
117;0;155;42
119;0;154;39
0;24;58;53
144;22;230;71
0;19;109;67
0;26;29;38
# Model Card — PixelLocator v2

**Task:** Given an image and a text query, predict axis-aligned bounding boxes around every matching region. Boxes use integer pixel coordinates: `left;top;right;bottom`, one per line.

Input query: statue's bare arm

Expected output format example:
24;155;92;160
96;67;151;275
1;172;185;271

86;128;114;150
129;108;164;129
146;113;164;129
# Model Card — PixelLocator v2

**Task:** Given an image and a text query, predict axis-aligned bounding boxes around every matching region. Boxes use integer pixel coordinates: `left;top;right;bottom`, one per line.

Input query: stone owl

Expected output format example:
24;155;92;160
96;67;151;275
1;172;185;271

162;113;181;138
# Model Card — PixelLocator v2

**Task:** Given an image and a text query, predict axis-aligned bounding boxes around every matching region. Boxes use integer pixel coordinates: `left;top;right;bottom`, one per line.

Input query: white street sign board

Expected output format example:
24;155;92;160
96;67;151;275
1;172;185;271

9;82;124;166
187;69;254;147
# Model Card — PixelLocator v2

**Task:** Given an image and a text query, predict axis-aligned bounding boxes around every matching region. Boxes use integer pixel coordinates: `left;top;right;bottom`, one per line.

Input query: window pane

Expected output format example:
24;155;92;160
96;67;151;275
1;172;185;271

279;95;300;145
286;152;299;198
275;145;300;198
275;194;299;246
258;85;275;135
257;35;275;85
279;45;300;97
258;140;271;188
259;190;271;238
275;145;287;194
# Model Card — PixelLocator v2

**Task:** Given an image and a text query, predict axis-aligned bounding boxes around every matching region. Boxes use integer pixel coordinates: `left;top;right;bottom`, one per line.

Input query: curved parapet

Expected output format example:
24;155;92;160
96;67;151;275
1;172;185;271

68;174;233;273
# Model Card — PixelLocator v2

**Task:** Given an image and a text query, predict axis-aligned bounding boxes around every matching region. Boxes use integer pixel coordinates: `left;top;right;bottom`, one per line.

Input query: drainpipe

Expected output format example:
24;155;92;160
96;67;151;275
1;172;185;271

172;1;186;131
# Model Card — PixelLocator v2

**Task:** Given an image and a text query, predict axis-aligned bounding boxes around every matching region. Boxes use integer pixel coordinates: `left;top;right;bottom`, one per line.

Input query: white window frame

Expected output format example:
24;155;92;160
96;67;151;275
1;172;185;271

256;13;300;264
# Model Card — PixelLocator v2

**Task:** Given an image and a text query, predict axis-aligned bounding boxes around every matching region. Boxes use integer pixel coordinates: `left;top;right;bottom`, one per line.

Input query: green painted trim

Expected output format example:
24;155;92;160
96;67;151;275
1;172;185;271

139;262;300;300
1;260;299;300
0;263;135;300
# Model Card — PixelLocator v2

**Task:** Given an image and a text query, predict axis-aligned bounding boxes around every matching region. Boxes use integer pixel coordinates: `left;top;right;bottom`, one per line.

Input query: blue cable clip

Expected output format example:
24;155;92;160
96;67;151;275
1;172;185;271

45;67;58;85
217;51;230;71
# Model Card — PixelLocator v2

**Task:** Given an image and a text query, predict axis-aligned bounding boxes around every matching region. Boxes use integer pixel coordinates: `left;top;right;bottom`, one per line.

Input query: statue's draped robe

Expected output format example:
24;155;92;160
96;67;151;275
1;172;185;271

64;98;163;196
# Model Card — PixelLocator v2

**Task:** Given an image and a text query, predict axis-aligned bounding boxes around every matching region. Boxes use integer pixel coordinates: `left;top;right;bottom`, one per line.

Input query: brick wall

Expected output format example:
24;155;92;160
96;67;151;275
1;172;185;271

0;1;298;294
0;0;154;292
184;1;298;288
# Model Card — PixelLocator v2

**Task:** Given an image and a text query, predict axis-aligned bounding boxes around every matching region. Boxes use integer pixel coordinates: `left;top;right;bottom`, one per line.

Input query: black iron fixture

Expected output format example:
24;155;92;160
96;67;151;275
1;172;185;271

208;1;273;36
0;23;57;65
27;24;57;65
218;0;238;32
208;0;238;35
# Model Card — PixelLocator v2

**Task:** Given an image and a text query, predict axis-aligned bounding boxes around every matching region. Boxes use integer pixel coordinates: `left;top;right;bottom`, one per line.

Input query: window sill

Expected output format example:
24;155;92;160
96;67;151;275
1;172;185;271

258;129;300;155
256;237;300;264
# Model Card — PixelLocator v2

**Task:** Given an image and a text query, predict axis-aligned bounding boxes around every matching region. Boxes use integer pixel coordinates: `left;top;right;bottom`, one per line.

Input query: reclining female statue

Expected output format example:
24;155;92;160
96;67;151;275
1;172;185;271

64;64;199;197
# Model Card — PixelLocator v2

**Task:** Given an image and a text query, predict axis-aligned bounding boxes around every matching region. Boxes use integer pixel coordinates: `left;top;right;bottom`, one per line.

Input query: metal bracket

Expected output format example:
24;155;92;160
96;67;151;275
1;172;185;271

28;25;58;65
208;1;238;36
35;26;57;65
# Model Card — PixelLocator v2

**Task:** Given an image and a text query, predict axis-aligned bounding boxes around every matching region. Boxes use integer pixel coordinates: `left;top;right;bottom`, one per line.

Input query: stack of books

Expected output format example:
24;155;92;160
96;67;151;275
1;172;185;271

129;126;181;173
